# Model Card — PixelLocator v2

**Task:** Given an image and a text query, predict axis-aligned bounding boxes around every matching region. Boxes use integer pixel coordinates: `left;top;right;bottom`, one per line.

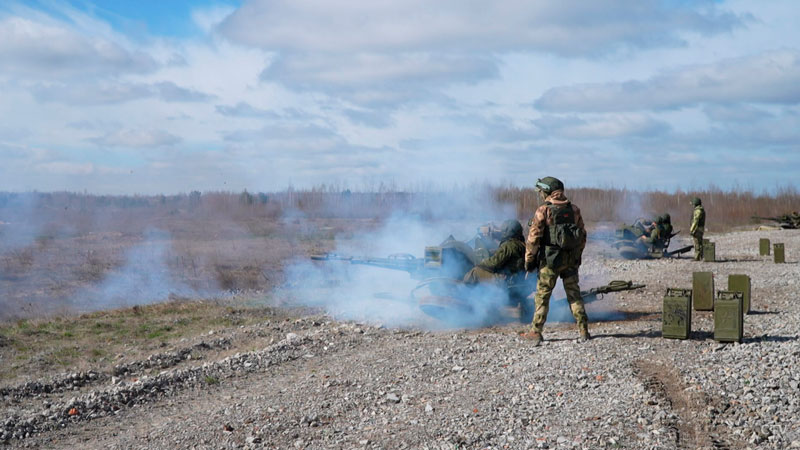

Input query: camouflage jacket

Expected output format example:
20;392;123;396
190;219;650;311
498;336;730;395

477;237;525;274
643;224;661;244
690;205;705;236
525;190;586;268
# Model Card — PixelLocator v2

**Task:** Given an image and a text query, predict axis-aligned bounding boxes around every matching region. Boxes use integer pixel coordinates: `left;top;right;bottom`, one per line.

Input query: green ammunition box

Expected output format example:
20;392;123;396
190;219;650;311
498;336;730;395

714;291;743;342
703;238;710;246
662;288;692;339
759;238;770;256
773;243;785;264
703;241;716;262
692;272;714;311
727;274;751;314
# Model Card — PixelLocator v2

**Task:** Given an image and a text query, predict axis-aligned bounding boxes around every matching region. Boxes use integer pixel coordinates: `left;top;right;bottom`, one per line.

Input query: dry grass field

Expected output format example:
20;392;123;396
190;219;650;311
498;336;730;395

1;186;797;321
1;186;797;381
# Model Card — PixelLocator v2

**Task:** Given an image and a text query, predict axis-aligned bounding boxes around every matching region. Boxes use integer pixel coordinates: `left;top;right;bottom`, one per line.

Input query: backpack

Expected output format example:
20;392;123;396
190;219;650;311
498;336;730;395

541;202;584;269
547;203;584;250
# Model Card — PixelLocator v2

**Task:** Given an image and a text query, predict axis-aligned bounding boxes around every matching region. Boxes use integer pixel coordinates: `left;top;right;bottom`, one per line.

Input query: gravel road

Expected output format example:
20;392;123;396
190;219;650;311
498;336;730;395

2;229;798;449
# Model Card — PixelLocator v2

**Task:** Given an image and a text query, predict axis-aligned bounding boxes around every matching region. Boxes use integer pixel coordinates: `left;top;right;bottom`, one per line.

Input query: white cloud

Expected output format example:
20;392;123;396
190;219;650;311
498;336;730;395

218;0;745;104
536;49;800;112
30;81;213;105
533;114;670;139
89;129;182;148
220;0;742;56
34;161;94;175
0;16;156;78
191;5;236;33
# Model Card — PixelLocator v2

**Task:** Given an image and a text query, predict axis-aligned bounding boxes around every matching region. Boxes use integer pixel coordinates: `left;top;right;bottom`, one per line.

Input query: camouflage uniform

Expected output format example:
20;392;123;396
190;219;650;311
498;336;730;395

690;199;706;261
791;212;800;228
524;190;588;336
463;220;525;286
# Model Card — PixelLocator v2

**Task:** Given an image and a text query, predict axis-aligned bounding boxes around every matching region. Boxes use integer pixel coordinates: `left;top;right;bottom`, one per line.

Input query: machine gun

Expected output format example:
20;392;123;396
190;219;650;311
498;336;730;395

751;215;799;229
311;252;425;277
576;280;646;304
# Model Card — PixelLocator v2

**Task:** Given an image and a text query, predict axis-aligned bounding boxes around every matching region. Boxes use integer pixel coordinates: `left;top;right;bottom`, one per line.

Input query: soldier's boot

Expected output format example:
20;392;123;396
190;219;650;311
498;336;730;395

577;325;590;343
520;331;542;347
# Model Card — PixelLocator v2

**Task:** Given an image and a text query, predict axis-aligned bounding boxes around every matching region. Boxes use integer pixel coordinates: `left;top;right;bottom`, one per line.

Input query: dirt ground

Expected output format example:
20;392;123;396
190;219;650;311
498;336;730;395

1;226;799;449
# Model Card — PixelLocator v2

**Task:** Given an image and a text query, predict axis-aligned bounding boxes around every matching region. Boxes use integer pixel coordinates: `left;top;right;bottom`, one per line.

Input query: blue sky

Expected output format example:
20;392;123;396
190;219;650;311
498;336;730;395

0;0;798;194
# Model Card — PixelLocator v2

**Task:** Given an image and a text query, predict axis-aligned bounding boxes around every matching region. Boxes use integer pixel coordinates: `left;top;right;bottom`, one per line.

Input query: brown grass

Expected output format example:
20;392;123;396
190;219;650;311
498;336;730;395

0;186;796;321
0;299;286;384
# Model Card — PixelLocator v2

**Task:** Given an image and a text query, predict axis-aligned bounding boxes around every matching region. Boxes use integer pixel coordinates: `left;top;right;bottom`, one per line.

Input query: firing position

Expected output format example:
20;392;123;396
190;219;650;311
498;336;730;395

521;177;589;346
463;219;525;286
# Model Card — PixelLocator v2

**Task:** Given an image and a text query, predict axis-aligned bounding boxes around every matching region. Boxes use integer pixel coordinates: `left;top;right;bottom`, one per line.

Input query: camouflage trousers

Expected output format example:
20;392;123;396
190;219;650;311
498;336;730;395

463;266;503;286
530;266;588;334
692;232;704;261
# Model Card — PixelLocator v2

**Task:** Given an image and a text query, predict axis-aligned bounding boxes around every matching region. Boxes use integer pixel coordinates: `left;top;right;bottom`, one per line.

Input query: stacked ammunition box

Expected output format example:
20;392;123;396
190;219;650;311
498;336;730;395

774;243;785;264
728;274;751;314
759;238;770;256
714;291;743;343
663;288;692;339
692;272;714;311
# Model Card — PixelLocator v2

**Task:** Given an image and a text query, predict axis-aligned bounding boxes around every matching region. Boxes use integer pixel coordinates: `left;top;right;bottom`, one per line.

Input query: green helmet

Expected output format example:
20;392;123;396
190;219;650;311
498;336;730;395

691;197;701;206
656;215;664;224
500;219;523;240
662;213;671;223
535;176;564;194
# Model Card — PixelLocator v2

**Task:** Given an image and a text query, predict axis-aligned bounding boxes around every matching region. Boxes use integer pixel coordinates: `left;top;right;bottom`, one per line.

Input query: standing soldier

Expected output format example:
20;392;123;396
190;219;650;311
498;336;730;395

690;197;706;261
520;177;589;346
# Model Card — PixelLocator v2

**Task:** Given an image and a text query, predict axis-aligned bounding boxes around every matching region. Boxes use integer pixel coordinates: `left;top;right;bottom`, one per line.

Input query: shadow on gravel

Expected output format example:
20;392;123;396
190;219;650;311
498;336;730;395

690;330;797;343
746;310;779;315
585;330;662;340
744;335;798;343
708;257;762;262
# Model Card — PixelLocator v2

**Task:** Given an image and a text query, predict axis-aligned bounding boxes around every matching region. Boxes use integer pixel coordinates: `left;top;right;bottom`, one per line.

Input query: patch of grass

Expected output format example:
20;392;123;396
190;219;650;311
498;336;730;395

0;299;286;384
204;375;219;385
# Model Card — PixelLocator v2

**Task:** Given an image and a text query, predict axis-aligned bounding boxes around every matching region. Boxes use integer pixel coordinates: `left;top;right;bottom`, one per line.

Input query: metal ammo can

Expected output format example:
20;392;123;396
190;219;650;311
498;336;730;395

714;291;743;343
727;274;751;314
773;243;785;264
703;241;716;262
663;288;692;339
692;272;714;311
759;238;770;256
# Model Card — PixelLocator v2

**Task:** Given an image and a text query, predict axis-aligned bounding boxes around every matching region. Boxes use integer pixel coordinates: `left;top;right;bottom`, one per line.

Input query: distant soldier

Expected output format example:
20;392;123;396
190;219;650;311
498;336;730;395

520;176;589;346
660;214;673;237
690;198;706;261
463;220;525;286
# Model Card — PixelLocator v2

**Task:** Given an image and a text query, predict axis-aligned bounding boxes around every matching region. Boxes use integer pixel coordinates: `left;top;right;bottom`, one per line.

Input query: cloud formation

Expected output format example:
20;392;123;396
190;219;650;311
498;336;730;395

0;16;156;78
536;50;800;112
220;0;745;103
89;129;182;148
31;81;212;105
0;0;798;193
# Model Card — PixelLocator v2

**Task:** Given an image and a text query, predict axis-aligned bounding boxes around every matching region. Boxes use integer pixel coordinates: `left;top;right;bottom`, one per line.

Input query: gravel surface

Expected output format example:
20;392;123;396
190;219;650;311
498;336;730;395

2;229;798;449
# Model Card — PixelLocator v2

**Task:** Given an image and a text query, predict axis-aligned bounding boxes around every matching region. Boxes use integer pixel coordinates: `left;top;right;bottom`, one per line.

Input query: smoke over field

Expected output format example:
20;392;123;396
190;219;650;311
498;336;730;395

0;186;797;322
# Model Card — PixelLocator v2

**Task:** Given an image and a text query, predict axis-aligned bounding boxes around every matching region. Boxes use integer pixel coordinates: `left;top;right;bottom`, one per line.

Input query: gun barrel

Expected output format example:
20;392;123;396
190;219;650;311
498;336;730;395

665;245;693;257
751;216;782;222
311;252;424;275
